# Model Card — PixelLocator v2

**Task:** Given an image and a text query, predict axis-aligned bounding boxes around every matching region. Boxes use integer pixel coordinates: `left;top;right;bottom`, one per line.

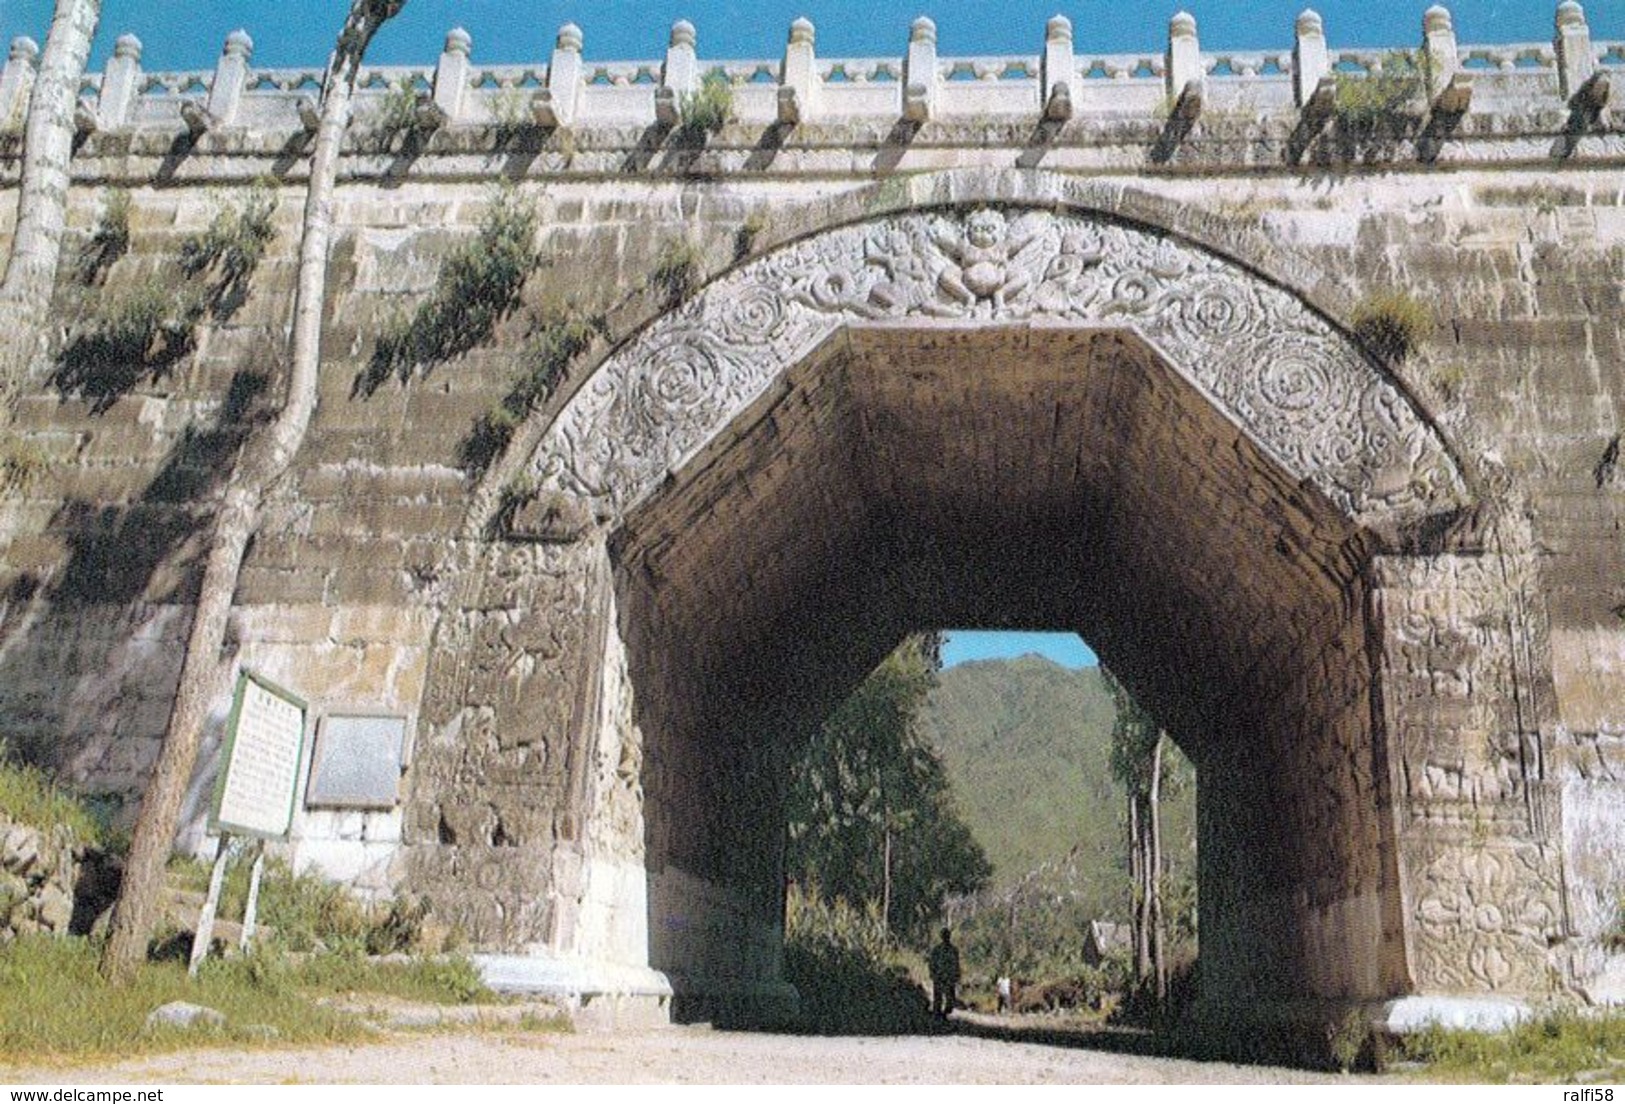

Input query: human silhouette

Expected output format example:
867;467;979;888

927;926;961;1018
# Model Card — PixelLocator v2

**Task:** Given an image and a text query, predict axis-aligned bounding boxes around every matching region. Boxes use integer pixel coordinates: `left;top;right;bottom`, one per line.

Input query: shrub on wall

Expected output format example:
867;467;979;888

1351;290;1432;365
360;181;542;395
679;70;734;135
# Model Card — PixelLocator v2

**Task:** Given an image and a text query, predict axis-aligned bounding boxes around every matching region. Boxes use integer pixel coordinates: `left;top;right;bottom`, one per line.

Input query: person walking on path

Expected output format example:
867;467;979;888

927;927;962;1018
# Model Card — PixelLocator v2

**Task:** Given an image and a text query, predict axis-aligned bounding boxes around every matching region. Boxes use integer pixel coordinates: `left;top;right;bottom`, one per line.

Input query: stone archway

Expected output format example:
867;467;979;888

405;196;1568;1025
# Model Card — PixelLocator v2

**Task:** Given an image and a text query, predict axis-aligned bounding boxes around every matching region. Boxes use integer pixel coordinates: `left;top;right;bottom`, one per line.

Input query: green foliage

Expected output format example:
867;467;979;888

918;658;1197;987
55;185;276;413
180;181;277;292
781;884;934;1034
0;936;366;1059
166;853;433;956
1400;1009;1625;1082
1327;1008;1370;1073
458;308;604;474
734;211;769;261
1105;670;1164;798
0;440;48;498
679;70;734;135
362;182;542;395
488;86;531;138
786;635;992;944
1333;52;1424;128
0;743;103;845
0;934;501;1060
650;238;704;306
76;188;131;285
1351;290;1432;366
372;79;427;144
1330;52;1424;160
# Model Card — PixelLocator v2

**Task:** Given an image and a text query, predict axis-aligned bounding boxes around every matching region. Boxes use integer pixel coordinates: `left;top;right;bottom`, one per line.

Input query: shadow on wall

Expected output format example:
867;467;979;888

0;366;271;826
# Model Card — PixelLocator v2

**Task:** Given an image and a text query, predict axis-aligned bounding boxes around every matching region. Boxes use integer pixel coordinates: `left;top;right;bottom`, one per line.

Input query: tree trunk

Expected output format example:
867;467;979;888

1128;792;1148;981
881;822;892;936
99;0;407;984
0;0;99;404
1148;732;1166;1001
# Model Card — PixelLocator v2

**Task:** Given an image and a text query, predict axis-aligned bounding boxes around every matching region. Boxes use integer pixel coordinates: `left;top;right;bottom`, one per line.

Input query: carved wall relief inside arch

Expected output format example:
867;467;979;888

528;206;1469;531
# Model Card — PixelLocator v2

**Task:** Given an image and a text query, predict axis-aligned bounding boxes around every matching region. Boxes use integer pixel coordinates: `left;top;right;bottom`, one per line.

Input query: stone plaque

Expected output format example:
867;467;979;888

213;671;307;839
305;713;409;810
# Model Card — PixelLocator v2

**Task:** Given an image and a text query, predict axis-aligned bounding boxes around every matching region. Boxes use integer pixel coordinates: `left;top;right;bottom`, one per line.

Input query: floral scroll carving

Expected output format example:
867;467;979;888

529;207;1468;528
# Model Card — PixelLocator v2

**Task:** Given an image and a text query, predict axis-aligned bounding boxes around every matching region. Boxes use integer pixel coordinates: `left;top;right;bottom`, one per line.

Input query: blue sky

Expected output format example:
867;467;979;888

0;2;1614;71
942;631;1097;669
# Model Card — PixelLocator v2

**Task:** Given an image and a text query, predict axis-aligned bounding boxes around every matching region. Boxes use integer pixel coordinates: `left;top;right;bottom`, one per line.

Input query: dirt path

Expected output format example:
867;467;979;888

3;1021;1367;1084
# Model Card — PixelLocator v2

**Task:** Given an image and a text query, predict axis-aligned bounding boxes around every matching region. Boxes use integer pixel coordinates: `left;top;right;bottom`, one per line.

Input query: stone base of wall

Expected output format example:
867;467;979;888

0;815;104;940
473;951;674;1031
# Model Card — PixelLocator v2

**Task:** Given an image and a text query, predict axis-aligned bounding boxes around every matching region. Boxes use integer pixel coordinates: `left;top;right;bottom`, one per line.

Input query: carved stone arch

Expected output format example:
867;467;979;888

521;195;1470;539
409;182;1574;1021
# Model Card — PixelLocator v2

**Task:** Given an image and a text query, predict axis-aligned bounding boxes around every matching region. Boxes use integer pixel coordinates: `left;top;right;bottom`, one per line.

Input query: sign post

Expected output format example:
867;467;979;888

189;670;306;975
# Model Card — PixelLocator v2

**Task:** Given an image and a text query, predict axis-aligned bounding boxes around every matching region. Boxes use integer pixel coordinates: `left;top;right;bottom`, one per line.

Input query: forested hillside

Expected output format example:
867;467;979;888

917;655;1194;921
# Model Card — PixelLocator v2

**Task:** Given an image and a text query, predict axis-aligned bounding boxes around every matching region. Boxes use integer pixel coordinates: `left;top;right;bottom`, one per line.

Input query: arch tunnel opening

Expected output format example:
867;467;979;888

606;321;1409;1019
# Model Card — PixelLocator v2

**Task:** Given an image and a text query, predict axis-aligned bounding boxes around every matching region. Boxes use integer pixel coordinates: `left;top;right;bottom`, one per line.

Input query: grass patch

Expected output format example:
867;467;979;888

1400;1009;1625;1083
359;181;542;396
679;70;733;136
53;184;277;413
0;746;103;846
180;180;277;299
650;239;703;307
0;936;366;1060
0;440;48;498
76;188;131;286
457;307;603;475
0;936;510;1062
782;886;934;1035
165;853;442;956
1331;51;1424;160
1351;290;1432;366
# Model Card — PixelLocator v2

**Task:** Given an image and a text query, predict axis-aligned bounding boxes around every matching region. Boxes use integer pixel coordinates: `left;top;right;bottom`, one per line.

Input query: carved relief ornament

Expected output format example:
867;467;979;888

529;208;1468;528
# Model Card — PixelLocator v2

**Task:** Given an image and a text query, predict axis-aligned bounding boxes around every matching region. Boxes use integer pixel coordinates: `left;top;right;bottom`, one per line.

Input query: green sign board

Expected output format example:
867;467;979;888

211;670;307;840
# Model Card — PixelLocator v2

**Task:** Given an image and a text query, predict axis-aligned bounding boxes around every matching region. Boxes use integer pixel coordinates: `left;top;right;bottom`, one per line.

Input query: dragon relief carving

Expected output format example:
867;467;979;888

528;207;1469;527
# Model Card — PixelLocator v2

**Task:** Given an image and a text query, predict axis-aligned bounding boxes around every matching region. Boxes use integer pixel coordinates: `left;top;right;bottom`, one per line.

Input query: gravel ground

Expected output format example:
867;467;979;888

2;1017;1369;1084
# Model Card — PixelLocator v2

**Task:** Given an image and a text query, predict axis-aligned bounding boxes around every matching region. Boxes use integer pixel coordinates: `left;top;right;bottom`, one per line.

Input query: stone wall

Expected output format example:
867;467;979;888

0;5;1621;1014
0;814;81;940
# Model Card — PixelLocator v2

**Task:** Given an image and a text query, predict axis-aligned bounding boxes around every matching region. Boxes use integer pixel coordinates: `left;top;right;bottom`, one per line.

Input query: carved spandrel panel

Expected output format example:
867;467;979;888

406;542;607;945
530;207;1468;530
1407;841;1565;994
1374;555;1537;817
1374;554;1565;995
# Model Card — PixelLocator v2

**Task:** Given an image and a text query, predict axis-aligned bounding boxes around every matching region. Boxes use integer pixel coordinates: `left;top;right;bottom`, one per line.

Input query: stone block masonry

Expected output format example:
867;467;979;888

0;3;1621;1028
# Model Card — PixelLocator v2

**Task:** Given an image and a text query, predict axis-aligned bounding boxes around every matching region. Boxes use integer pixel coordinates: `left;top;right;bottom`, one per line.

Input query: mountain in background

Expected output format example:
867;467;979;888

916;655;1194;917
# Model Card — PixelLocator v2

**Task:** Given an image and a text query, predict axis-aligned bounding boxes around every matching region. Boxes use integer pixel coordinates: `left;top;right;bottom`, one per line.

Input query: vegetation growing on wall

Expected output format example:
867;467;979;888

360;181;542;396
0;439;48;498
679;70;734;135
368;77;433;150
74;188;130;285
650;238;704;307
1351;289;1432;366
52;183;277;413
1331;51;1424;160
179;181;277;308
458;307;605;475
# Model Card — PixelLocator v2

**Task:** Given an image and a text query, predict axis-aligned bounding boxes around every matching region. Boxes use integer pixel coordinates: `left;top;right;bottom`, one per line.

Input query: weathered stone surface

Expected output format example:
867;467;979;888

0;26;1620;1025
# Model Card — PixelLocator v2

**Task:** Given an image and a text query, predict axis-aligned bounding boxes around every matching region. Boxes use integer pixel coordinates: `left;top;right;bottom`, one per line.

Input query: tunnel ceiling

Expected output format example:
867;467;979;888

612;322;1373;757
